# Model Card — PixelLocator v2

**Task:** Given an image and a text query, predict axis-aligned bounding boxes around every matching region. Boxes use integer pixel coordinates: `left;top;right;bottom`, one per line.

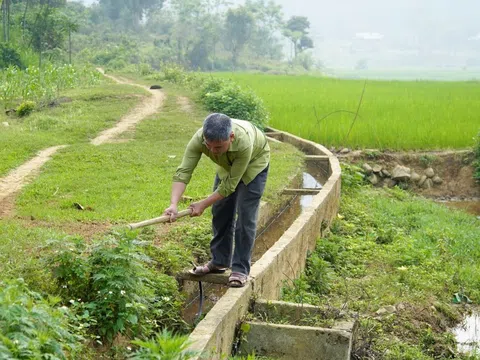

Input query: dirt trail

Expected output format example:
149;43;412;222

0;70;166;216
0;145;68;207
91;69;165;146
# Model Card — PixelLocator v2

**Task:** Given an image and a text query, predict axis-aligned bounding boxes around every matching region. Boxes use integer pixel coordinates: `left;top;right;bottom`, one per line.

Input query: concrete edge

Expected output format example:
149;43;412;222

187;127;342;359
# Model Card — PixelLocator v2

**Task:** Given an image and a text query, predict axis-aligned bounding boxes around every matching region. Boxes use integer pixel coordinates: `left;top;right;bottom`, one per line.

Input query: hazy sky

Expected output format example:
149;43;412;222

71;0;480;69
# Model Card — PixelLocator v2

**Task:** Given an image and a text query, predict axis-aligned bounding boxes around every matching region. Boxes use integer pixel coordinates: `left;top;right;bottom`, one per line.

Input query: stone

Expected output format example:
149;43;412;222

367;174;379;185
418;175;427;187
392;165;411;182
425;167;435;178
340;148;350;154
422;178;434;189
385;179;397;188
410;171;421;183
373;165;383;173
381;169;391;178
2;122;9;127
432;176;443;185
362;163;373;175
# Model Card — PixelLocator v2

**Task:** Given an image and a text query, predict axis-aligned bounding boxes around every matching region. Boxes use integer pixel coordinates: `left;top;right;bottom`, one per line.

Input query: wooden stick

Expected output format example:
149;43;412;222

128;209;192;230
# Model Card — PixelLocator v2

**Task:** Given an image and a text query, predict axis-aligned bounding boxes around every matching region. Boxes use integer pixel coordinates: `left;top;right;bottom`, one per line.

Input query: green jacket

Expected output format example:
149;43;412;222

173;119;270;197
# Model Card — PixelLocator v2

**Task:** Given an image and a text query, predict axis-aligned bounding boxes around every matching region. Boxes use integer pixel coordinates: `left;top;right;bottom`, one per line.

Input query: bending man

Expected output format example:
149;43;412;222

164;113;270;287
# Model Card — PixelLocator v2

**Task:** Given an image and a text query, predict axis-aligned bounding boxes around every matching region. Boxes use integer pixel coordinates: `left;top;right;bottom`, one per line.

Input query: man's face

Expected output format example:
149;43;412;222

205;133;234;155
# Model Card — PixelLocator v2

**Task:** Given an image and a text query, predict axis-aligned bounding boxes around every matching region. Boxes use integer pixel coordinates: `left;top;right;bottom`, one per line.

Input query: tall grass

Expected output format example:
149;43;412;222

0;64;100;109
213;73;480;150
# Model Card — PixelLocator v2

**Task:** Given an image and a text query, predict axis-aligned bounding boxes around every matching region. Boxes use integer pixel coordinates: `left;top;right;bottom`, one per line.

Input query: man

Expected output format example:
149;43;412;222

163;113;270;287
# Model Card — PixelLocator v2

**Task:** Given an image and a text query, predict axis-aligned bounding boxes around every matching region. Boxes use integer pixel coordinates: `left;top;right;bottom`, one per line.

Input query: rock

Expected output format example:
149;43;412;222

150;84;163;89
1;122;8;127
432;176;443;185
418;175;427;187
340;148;350;154
422;178;434;189
392;165;411;182
381;169;391;178
367;174;379;185
362;163;373;175
376;306;396;315
384;179;397;188
425;167;435;178
384;305;396;313
373;165;383;173
410;171;421;183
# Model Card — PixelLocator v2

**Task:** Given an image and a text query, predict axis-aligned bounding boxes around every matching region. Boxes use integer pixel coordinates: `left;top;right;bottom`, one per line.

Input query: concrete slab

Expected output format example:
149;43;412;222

239;321;352;360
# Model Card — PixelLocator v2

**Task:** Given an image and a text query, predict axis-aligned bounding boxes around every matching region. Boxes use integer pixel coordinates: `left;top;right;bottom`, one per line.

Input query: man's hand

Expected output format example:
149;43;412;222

163;204;178;222
189;200;208;217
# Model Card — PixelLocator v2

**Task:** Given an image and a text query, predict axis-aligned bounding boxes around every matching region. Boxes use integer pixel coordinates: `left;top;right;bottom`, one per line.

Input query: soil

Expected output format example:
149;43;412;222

338;149;479;200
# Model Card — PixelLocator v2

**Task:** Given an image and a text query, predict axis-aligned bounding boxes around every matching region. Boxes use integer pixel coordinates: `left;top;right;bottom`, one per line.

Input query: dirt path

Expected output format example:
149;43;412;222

0;145;68;212
0;70;166;217
91;69;166;146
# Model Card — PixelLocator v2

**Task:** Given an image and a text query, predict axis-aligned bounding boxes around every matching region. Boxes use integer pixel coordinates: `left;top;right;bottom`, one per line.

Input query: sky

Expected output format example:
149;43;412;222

71;0;480;71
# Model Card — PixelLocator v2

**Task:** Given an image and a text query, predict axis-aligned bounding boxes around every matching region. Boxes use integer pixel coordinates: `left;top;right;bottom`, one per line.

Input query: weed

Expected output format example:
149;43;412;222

16;100;36;117
0;278;83;359
419;154;437;168
130;329;196;360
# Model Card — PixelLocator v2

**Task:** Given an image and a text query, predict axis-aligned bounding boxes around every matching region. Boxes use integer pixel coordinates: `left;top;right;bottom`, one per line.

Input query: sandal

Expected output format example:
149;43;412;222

228;272;248;288
189;261;228;276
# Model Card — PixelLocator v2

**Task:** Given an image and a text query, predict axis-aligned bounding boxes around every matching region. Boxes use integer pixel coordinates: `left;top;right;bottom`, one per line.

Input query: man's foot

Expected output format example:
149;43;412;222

189;261;228;275
228;272;248;287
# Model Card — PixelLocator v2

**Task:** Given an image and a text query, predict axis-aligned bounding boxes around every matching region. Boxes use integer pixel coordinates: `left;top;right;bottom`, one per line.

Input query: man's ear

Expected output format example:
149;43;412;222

229;132;235;141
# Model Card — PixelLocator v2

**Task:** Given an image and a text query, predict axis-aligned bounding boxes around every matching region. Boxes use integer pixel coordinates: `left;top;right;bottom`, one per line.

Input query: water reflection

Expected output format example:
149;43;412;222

453;312;480;354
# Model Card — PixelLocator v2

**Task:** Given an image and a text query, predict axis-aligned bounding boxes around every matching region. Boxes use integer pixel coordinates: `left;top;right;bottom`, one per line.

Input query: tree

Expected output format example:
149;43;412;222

98;0;164;26
284;15;313;58
245;0;284;60
224;6;254;67
1;0;11;42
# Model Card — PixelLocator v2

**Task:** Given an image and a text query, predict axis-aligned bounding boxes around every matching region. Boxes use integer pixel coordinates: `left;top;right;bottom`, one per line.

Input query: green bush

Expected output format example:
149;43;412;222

0;279;82;359
201;82;269;129
0;44;24;69
130;329;196;359
44;233;187;343
16;100;36;117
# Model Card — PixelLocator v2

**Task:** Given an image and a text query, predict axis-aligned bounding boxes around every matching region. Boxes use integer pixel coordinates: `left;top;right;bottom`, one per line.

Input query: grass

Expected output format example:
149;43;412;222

282;173;480;359
0;81;147;176
211;72;480;150
13;89;303;223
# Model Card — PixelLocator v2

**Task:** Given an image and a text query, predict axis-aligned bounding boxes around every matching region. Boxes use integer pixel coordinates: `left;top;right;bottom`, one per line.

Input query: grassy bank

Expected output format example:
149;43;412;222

282;166;480;359
212;73;480;151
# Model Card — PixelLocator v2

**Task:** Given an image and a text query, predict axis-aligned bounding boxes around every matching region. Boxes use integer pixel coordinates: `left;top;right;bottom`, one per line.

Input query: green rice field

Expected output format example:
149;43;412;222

215;73;480;150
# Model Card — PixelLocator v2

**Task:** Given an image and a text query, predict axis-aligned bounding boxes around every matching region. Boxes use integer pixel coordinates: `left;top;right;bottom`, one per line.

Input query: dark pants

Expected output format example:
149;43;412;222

210;165;269;275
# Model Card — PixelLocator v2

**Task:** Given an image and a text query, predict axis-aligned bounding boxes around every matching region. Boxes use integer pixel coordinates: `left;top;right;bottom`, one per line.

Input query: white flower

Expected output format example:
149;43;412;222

62;285;67;289
161;296;171;302
120;290;126;295
77;298;81;302
69;299;75;304
127;347;132;351
108;291;113;295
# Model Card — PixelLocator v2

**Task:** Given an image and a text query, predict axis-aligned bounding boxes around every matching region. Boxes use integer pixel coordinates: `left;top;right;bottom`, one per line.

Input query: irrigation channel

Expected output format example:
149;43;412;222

175;129;347;360
182;163;328;326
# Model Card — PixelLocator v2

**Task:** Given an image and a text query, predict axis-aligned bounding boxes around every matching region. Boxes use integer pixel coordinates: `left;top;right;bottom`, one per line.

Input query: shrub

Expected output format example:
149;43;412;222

44;233;187;343
16;100;36;117
0;279;82;359
130;329;196;360
201;82;269;129
0;44;24;69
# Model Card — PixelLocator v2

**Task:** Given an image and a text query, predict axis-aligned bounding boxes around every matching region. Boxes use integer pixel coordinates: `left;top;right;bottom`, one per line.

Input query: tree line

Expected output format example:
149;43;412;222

0;0;317;71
